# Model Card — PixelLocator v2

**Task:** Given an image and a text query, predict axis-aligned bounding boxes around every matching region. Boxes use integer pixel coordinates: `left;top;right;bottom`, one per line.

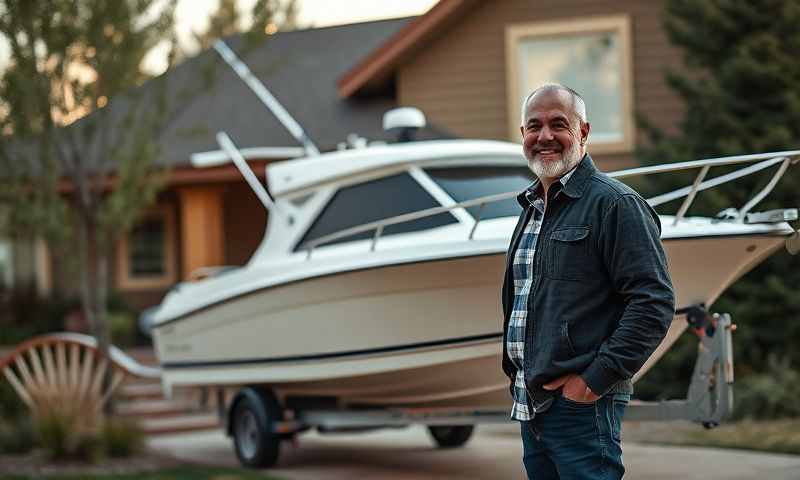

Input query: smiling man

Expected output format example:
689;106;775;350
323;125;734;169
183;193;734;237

501;84;675;479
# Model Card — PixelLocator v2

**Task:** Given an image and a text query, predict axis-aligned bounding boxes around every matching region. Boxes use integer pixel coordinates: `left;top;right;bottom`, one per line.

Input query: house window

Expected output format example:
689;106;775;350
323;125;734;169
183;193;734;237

117;205;177;290
506;15;634;153
129;218;167;276
296;172;459;250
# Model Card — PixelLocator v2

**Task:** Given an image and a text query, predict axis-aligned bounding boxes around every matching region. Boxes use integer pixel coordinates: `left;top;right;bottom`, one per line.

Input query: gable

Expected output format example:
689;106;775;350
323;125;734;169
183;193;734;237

342;0;685;171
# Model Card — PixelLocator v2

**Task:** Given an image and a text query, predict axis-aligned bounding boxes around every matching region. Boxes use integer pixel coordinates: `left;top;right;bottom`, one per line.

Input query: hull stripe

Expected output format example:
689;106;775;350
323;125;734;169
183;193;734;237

161;332;503;369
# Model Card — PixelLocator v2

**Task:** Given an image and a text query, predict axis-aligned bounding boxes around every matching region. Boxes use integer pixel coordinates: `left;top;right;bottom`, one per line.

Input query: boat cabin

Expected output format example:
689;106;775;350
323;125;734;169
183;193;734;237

251;139;533;262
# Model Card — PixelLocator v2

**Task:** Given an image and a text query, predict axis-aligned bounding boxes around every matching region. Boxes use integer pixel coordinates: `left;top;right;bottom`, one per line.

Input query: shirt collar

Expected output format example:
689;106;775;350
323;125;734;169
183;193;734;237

556;164;578;188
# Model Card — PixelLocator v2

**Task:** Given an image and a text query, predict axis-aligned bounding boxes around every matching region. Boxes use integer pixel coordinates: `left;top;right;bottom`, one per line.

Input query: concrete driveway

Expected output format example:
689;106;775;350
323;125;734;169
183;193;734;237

148;424;800;479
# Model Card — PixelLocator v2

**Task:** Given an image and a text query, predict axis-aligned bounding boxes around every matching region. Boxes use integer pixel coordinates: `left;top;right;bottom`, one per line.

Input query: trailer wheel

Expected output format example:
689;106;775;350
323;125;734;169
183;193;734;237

231;388;282;468
427;425;474;448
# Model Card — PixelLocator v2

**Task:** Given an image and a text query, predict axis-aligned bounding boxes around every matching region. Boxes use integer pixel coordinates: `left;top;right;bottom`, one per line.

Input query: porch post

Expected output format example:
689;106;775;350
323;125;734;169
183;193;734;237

177;186;226;280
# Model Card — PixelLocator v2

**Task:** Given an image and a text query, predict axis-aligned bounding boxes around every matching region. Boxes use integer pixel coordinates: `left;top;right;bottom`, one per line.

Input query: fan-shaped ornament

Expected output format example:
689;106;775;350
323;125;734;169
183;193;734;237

0;333;160;423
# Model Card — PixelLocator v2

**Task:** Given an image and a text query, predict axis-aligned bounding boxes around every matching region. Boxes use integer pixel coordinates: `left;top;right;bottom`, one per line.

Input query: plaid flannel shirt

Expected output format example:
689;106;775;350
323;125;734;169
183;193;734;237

508;168;576;421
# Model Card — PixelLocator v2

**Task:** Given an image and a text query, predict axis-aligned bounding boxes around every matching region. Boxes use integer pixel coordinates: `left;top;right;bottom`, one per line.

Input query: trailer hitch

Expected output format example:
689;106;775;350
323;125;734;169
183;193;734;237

678;304;718;337
625;311;735;427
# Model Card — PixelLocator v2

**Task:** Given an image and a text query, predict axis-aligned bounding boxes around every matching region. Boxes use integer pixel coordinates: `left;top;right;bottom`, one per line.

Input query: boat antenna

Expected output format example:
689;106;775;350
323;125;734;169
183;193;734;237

213;40;320;157
216;131;287;219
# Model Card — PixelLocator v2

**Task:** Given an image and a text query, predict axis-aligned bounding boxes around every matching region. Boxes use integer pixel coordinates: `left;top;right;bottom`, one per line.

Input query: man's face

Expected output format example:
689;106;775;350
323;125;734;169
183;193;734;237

520;90;590;180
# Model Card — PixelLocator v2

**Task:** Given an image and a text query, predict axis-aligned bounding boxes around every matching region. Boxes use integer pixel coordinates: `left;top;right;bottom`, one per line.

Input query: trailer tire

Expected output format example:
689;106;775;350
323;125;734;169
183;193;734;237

231;387;282;468
427;425;474;448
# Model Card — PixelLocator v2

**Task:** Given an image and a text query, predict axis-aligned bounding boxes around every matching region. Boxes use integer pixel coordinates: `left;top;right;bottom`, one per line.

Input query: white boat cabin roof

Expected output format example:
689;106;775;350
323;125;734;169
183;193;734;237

265;139;524;197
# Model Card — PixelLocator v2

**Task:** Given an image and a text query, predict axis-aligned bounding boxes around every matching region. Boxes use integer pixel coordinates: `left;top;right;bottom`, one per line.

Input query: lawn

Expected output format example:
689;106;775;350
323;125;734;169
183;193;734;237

623;419;800;455
3;466;282;480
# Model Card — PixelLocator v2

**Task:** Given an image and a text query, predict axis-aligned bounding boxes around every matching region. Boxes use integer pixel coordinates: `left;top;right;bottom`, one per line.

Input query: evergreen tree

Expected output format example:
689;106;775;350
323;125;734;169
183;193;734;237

636;0;800;407
0;0;178;395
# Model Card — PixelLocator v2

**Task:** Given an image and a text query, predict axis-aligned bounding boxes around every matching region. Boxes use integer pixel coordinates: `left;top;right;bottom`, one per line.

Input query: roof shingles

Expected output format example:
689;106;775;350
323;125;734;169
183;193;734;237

152;17;452;167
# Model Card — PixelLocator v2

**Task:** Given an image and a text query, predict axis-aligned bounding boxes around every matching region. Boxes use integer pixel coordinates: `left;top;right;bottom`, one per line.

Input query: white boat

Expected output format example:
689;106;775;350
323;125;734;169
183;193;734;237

150;132;800;414
144;41;800;468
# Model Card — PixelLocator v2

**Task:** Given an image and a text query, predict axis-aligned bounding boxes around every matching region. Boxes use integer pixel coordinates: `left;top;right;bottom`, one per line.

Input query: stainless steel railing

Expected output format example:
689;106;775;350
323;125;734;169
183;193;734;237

302;151;800;259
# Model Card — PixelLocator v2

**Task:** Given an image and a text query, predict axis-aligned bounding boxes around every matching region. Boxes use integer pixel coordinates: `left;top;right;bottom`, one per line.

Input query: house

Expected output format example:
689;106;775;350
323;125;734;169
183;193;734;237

3;0;686;316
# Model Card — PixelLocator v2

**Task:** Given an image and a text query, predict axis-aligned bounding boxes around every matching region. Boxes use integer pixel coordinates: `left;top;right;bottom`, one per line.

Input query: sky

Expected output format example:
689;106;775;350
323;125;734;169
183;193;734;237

0;0;439;75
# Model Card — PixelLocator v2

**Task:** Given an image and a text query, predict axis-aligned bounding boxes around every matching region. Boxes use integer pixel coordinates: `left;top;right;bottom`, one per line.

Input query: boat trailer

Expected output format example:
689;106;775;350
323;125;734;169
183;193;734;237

213;307;737;467
0;307;736;467
259;308;735;435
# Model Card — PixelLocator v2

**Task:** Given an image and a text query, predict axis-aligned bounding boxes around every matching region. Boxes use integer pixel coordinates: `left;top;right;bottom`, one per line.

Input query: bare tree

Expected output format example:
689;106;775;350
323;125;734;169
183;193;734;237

0;0;179;398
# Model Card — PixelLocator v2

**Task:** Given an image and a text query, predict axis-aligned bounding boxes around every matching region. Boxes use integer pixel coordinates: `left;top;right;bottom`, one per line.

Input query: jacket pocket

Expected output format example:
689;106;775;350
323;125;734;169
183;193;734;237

547;225;590;281
560;321;577;356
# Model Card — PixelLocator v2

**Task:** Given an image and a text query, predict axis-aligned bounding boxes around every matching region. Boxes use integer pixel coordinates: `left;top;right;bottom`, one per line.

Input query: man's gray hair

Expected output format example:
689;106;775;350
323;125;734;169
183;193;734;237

520;83;587;125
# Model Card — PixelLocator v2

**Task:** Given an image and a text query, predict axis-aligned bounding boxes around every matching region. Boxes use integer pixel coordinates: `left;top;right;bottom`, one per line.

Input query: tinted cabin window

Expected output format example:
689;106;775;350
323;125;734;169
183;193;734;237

425;166;535;219
297;173;458;250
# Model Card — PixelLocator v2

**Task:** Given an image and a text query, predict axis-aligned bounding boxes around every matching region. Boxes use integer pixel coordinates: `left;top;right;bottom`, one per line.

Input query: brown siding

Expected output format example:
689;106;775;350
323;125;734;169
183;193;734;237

223;182;268;266
397;0;685;170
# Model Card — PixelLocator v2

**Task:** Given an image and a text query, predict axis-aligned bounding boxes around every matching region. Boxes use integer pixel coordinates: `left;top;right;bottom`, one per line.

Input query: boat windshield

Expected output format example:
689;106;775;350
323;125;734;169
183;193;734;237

295;172;459;250
424;165;535;219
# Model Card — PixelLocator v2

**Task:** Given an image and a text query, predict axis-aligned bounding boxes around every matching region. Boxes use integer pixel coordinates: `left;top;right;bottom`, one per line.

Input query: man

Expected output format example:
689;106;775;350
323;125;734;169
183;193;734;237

501;83;675;479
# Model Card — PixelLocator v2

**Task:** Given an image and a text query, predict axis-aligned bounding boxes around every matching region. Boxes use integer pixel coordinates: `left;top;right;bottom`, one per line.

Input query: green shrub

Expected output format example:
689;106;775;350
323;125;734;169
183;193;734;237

733;356;800;420
36;411;103;462
33;411;144;461
36;411;72;459
0;380;25;419
108;311;136;347
102;417;144;457
0;285;139;346
0;416;35;454
0;381;35;454
0;283;76;344
71;432;105;464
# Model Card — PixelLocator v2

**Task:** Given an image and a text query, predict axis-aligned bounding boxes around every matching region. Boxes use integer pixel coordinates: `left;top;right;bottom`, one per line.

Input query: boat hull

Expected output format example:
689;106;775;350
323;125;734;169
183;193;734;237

153;232;786;408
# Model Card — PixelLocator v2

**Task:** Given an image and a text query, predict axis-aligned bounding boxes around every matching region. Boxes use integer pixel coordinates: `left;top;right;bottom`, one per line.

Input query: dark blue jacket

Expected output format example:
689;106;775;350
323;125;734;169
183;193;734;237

501;154;675;399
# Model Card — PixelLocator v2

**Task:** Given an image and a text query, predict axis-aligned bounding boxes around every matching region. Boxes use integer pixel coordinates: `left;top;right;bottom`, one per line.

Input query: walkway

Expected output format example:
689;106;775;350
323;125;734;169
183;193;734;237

148;423;800;479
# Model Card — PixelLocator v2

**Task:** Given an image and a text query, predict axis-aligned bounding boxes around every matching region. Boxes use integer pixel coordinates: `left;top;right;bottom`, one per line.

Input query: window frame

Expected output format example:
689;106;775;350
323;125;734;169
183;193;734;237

292;170;462;252
421;164;536;221
505;14;634;154
116;204;177;290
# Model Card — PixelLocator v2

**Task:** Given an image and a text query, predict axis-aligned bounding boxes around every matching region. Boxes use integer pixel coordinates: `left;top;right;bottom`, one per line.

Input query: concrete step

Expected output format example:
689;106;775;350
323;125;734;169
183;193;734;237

116;380;226;435
118;382;164;400
123;376;162;389
124;347;158;366
139;412;222;435
117;399;196;418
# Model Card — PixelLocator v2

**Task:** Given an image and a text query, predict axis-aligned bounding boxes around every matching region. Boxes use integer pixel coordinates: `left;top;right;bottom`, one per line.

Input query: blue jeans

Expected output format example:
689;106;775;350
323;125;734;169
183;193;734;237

520;393;629;480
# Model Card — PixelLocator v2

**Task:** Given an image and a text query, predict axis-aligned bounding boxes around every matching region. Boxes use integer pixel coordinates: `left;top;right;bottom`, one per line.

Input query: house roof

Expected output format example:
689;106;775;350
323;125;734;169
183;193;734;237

337;0;480;98
146;17;457;168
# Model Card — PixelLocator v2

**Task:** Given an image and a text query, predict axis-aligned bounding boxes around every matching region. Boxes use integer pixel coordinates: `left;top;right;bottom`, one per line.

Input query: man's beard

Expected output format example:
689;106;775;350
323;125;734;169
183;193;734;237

525;140;582;180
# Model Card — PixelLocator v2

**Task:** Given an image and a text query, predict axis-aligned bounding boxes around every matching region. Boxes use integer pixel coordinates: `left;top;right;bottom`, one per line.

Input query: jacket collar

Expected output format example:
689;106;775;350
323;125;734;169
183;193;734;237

516;153;597;207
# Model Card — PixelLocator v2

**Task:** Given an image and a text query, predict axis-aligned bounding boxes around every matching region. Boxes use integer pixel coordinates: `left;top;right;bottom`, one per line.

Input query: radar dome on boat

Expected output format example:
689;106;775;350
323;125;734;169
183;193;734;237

383;107;426;142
